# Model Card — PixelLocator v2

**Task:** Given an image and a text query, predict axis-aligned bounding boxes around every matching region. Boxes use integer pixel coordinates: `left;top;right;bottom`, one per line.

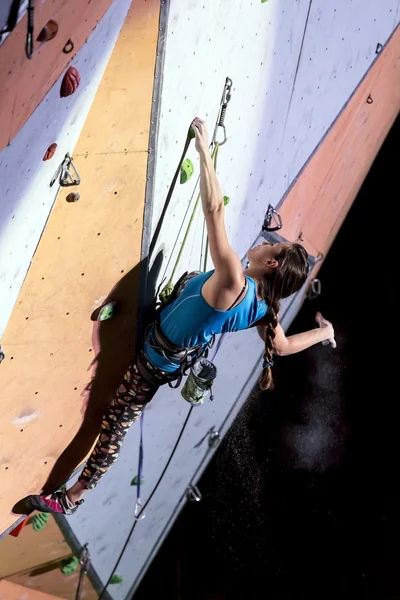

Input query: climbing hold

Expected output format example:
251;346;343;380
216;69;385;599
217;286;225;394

63;39;74;54
130;475;144;486
37;20;59;42
32;512;49;531
66;192;80;203
110;574;124;585
159;282;175;305
261;0;268;3
223;195;230;206
60;556;79;575
43;143;57;161
97;301;119;321
376;42;383;54
60;67;81;98
189;126;196;139
180;158;194;184
9;516;29;537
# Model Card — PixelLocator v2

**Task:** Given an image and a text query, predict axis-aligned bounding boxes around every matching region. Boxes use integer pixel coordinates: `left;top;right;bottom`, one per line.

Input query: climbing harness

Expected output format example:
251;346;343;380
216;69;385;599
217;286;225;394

262;204;283;232
50;153;81;187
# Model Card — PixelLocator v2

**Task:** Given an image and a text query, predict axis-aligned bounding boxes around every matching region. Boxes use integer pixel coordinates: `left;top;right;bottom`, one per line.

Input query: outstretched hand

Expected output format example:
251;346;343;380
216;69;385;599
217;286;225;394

192;117;209;154
315;312;336;349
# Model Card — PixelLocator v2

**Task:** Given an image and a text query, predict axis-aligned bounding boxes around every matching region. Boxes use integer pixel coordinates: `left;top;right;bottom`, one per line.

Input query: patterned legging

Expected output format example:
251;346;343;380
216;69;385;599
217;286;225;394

78;353;163;489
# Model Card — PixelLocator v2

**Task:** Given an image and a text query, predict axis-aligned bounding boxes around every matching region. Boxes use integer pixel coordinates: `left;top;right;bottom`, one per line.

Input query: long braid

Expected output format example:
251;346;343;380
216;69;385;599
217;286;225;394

259;301;279;390
256;242;309;391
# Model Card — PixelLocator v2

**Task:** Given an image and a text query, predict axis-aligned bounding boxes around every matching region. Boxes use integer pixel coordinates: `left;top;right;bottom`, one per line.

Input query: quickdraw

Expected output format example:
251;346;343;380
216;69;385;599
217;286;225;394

75;544;91;600
50;153;81;188
262;204;283;232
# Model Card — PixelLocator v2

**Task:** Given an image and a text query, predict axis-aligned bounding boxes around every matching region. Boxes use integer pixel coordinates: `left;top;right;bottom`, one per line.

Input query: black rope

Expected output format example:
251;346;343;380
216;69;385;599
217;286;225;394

98;406;194;600
278;0;313;160
149;130;193;261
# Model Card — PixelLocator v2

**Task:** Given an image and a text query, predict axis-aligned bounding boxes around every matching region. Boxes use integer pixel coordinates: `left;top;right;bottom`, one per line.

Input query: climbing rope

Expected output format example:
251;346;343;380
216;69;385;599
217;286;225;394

97;406;194;600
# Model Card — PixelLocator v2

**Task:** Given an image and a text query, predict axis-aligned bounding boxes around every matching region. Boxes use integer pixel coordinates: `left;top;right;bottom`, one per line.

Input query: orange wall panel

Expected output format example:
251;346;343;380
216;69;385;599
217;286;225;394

0;0;114;150
0;580;62;600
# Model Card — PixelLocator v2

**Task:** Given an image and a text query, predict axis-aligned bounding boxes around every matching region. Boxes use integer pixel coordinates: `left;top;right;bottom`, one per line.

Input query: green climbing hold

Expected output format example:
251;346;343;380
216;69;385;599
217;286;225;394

223;195;230;206
60;556;79;576
159;282;174;305
97;301;118;321
180;158;194;184
110;574;124;585
261;0;268;3
130;475;144;486
32;512;49;531
189;126;196;139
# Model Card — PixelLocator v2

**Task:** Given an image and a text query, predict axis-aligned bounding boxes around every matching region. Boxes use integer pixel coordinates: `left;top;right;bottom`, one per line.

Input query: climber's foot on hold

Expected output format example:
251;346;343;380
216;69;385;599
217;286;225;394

26;490;83;515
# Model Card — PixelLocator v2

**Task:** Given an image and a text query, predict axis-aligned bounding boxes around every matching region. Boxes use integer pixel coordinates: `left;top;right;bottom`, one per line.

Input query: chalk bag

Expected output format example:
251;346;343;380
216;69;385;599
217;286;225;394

181;358;217;406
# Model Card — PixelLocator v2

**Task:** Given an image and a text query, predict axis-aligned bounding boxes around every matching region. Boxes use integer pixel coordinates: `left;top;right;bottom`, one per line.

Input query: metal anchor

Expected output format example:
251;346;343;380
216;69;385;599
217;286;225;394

262;204;283;232
194;426;221;449
50;153;81;188
185;484;202;502
307;278;321;299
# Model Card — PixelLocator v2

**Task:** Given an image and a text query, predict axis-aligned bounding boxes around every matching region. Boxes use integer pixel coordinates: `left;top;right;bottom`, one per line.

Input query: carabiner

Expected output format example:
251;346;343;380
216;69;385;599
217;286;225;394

262;204;283;232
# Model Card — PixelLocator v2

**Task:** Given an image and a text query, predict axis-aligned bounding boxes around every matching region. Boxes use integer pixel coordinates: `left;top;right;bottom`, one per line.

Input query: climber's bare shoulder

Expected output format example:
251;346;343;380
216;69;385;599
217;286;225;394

201;247;245;311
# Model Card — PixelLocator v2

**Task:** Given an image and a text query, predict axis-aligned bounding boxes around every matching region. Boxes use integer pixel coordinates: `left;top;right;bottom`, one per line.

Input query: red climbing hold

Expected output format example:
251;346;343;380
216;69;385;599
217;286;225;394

9;516;29;537
43;143;57;161
60;67;80;98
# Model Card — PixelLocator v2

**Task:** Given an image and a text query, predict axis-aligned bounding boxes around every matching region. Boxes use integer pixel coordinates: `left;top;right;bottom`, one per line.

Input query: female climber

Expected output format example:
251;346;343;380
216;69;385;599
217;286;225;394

27;118;335;515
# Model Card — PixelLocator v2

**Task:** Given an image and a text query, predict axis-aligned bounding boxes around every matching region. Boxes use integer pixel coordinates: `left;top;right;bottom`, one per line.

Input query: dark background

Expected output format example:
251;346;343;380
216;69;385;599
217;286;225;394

135;115;399;600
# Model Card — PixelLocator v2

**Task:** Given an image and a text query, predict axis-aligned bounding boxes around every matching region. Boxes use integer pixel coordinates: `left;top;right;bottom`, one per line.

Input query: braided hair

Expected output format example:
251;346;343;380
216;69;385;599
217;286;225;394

259;243;309;390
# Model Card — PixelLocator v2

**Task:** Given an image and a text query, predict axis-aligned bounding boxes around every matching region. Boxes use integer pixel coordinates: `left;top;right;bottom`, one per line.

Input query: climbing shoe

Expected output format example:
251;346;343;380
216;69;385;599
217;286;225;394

26;490;84;515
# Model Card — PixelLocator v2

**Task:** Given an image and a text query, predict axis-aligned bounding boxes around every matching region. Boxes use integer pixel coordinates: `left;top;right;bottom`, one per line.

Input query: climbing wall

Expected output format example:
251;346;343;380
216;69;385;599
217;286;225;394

0;0;135;527
0;0;158;587
59;2;400;599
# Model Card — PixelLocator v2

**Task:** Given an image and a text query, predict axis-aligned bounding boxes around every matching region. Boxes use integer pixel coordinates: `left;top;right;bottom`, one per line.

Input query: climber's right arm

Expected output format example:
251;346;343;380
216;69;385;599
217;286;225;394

192;118;243;285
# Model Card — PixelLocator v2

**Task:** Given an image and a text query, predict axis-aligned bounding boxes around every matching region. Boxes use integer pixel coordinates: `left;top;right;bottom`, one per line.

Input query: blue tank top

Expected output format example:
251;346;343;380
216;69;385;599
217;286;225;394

144;270;268;373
